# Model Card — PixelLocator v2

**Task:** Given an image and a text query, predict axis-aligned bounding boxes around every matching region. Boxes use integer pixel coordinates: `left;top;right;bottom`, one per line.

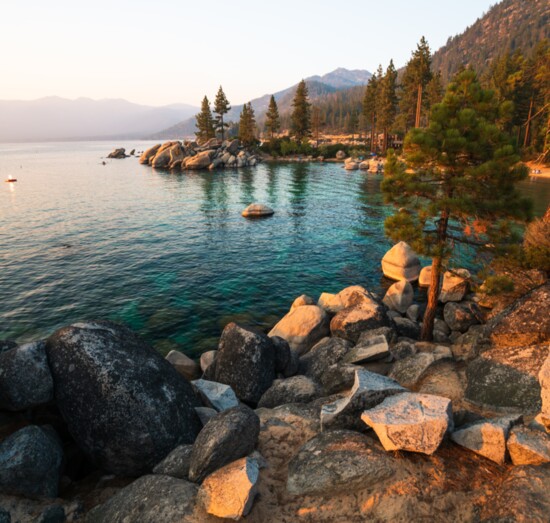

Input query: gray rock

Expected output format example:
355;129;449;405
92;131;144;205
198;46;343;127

393;316;421;339
0;341;17;354
443;302;481;333
342;334;389;364
271;336;291;374
389;348;451;389
269;305;329;355
362;392;453;454
107;148;126;159
383;280;414;313
299;337;353;381
257;376;320;408
0;426;63;498
389;340;417;361
0;341;53;411
0;509;9;523
37;505;65;523
194;406;217;426
287;430;395;496
282;348;300;378
451;416;521;464
507;425;550;465
192;379;239;412
321;369;406;431
318;363;361;395
330;303;390;343
188;405;260;483
200;350;217;373
214;323;276;405
406;304;420;322
225;139;240;155
45;321;201;476
198;456;259;519
357;326;398;346
86;475;198;523
166;350;200;381
434;318;451;336
153;444;193;479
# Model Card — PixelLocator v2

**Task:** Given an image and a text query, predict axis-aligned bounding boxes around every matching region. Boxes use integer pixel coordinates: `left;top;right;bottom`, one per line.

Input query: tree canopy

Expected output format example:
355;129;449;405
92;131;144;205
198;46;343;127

265;95;280;140
291;80;312;142
214;86;231;141
195;96;215;142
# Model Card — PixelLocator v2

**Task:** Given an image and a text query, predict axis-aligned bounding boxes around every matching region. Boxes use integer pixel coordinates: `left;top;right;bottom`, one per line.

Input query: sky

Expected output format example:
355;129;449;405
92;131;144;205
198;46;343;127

0;0;497;107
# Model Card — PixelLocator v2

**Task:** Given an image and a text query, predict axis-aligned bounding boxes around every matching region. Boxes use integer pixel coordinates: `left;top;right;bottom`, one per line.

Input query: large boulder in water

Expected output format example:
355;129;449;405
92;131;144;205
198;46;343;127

213;323;276;404
45;321;201;476
139;144;161;164
381;241;421;282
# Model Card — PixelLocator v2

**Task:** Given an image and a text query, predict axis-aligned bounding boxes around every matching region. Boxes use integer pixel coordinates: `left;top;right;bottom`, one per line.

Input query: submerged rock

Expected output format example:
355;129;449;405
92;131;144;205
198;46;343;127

287;430;395;496
188;405;260;483
198;456;259;519
381;242;421;282
241;203;274;218
362;393;453;455
0;341;53;411
0;425;63;498
45;320;201;476
214;323;276;404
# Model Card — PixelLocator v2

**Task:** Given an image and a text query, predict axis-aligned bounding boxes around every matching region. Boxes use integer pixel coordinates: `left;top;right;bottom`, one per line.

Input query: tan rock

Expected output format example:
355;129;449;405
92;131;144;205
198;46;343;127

381;242;421;282
507;425;550;465
338;285;378;309
383;280;414;313
540;354;550;423
185;150;213;169
200;350;217;373
198;456;259;519
317;292;344;314
166;350;200;381
361;393;452;455
440;269;470;303
139;144;161;164
290;294;315;311
418;266;432;287
330;303;389;343
268;305;329;355
241;203;274;217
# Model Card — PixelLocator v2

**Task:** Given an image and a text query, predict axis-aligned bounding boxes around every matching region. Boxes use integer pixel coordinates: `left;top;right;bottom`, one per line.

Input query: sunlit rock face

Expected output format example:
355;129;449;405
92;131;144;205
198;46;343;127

381;242;421;282
507;425;550;465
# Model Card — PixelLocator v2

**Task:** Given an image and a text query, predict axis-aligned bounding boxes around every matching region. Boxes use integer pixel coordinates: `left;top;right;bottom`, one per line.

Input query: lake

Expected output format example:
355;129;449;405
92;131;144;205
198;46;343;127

1;141;548;356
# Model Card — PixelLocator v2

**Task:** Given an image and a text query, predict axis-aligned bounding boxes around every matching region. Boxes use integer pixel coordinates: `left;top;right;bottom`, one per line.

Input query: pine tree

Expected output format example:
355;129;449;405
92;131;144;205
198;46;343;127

239;103;256;146
362;68;380;151
311;105;324;146
291;80;311;142
376;60;398;152
399;37;433;130
195;96;215;142
265;95;280;140
382;69;531;341
213;86;231;141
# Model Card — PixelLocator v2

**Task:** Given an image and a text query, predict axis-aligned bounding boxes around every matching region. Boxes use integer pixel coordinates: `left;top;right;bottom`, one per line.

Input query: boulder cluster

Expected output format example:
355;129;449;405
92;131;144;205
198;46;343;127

0;247;549;521
138;138;261;171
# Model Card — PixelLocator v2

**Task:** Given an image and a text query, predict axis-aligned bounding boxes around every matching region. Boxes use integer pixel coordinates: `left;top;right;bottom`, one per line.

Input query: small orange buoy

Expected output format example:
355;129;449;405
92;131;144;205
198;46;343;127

5;175;17;183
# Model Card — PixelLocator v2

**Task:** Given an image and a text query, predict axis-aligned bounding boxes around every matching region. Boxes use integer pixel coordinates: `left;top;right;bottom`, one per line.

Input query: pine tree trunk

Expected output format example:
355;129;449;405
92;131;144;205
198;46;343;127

523;97;534;148
382;128;388;153
421;254;442;341
415;84;423;128
371;116;376;152
220;115;224;142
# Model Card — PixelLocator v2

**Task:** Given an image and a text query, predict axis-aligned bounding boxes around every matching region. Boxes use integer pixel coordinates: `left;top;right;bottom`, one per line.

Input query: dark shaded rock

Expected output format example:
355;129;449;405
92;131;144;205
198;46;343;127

330;303;390;343
393;317;421;339
342;334;390;364
86;475;198;523
153;444;193;479
45;321;201;476
389;348;452;389
0;341;53;411
257;376;320;408
299;337;353;381
189;405;260;483
443;302;482;333
225;139;240;155
465;344;548;413
195;406;217;426
286;430;395;496
0;509;9;523
390;340;417;360
0;425;63;498
357;326;398;346
37;505;65;523
214;323;276;404
282;348;300;378
271;336;290;373
0;341;17;354
107;148;126;159
319;363;360;395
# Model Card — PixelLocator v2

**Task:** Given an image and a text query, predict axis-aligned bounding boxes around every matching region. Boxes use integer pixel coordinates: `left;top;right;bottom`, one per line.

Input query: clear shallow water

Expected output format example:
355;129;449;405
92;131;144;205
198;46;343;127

1;142;549;356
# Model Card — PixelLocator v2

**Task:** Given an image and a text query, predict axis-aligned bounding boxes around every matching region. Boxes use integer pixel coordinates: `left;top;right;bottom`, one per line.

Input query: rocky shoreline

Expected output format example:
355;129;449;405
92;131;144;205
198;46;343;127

0;242;549;522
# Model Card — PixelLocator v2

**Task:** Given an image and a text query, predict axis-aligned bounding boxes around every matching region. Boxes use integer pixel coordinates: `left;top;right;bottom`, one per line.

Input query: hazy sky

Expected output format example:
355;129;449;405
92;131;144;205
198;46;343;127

1;0;496;107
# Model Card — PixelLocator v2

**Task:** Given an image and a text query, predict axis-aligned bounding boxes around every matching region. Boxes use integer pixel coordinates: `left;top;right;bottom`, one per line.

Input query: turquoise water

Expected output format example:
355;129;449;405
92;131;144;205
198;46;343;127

1;142;548;356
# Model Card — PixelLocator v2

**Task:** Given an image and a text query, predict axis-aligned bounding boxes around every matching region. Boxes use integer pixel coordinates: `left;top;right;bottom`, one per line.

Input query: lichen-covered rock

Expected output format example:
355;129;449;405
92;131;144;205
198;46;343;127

383;280;414;314
192;379;239;412
198;456;259;519
381;242;421;282
214;323;276;404
321;369;406;431
318;362;361;395
342;334;390;364
0;341;53;411
0;426;63;498
361;393;453;455
451;416;521;464
86;475;199;523
393;316;421;339
299;337;353;381
269;305;329;355
330;304;390;343
507;425;550;465
188;405;260;483
153;444;193;479
286;430;395;496
257;376;320;409
443;302;481;333
45;321;201;476
389;350;451;389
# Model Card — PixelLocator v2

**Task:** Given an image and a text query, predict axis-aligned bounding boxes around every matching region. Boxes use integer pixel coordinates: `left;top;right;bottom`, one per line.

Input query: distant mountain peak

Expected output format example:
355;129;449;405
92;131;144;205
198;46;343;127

305;68;372;89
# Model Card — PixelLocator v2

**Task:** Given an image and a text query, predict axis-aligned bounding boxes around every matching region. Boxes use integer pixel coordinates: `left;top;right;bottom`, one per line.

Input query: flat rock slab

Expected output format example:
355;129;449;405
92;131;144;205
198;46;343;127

321;369;406;431
192;379;239;412
342;334;389;364
287;429;395;496
389;349;451;389
198;456;259;519
451;415;521;464
507;425;550;465
257;375;320;409
361;392;453;455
